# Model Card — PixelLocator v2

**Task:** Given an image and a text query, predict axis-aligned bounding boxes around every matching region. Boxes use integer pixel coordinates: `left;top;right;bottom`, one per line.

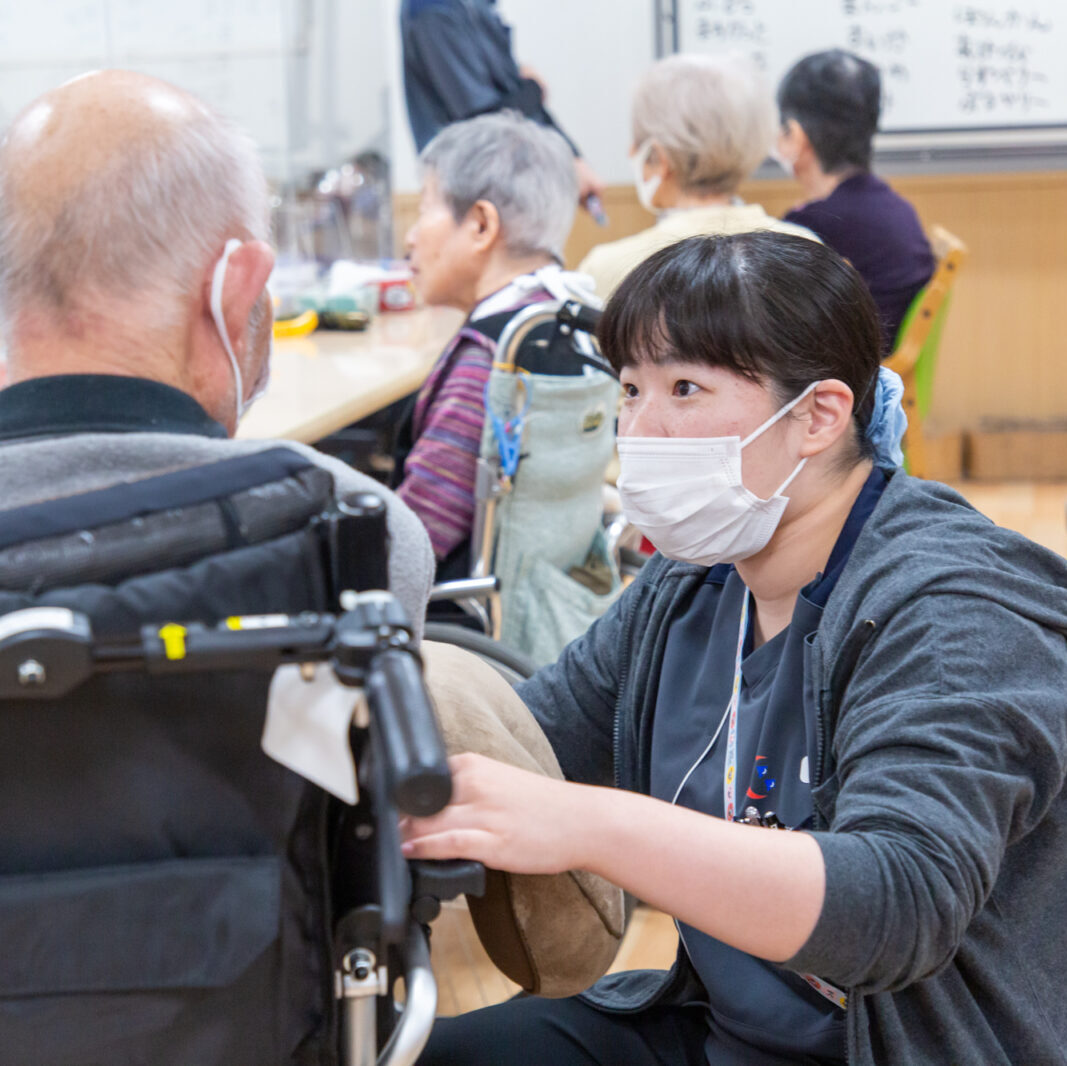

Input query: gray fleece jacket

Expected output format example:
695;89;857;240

0;433;435;641
518;472;1067;1065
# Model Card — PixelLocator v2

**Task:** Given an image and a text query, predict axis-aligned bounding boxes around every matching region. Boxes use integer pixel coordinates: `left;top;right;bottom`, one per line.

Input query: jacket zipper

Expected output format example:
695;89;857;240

813;618;878;792
612;587;640;789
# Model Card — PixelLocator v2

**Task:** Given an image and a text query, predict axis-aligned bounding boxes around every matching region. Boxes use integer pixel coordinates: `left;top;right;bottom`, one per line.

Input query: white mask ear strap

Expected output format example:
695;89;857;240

210;238;244;414
740;380;819;448
773;456;807;497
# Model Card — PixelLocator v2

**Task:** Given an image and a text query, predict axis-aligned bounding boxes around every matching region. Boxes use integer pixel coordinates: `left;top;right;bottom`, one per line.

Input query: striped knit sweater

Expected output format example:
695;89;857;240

397;288;550;560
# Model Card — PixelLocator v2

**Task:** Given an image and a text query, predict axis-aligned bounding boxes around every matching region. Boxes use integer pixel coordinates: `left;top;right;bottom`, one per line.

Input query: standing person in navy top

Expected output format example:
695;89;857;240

400;0;604;216
776;50;934;353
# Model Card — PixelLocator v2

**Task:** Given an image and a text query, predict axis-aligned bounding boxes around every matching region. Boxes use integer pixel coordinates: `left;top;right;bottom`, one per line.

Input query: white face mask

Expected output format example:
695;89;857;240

616;382;817;566
771;121;799;177
210;238;272;426
768;144;795;177
631;139;662;215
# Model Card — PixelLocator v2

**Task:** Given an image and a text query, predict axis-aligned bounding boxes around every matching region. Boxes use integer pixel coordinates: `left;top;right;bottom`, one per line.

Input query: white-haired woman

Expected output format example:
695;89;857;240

579;53;816;298
397;112;594;582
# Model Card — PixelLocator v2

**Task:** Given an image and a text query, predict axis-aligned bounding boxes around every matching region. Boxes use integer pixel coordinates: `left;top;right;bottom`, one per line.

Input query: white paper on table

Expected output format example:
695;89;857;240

261;663;364;804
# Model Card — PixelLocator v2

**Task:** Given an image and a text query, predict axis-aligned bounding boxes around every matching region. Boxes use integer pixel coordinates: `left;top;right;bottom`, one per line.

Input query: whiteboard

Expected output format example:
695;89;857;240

0;1;299;176
665;0;1067;150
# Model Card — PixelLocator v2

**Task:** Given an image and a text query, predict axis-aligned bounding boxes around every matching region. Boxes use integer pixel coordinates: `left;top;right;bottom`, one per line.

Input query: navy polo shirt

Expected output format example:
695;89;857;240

400;0;578;154
650;467;887;1065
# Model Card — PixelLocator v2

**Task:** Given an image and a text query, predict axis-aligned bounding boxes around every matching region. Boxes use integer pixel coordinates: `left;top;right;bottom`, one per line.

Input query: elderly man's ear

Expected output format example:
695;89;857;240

202;239;275;357
463;200;502;255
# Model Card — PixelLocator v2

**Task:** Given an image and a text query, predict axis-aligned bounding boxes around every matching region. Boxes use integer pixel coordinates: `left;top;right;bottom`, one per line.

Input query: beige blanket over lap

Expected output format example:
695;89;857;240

421;641;625;998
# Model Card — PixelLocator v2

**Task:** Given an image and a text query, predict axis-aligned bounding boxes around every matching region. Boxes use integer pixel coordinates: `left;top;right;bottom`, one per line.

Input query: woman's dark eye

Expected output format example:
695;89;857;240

622;383;639;398
674;380;700;397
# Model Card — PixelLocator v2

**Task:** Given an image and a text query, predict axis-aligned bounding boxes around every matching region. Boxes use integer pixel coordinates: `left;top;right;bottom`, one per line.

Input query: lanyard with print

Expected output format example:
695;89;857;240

674;588;849;1011
721;591;750;823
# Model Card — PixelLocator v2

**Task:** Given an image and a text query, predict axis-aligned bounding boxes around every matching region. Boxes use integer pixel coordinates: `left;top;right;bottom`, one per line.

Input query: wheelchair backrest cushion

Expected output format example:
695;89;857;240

482;367;623;663
0;449;348;1063
482;368;619;573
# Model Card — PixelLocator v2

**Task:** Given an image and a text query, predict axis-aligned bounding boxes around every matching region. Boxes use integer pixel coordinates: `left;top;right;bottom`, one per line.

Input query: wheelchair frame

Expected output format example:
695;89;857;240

431;298;623;642
0;590;483;1066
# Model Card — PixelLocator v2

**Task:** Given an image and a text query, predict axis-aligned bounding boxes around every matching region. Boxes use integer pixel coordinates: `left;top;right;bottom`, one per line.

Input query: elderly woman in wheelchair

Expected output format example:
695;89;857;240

398;112;622;665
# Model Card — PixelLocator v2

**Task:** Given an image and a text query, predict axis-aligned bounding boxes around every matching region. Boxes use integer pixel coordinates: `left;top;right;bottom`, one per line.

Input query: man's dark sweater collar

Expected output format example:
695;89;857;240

0;374;227;443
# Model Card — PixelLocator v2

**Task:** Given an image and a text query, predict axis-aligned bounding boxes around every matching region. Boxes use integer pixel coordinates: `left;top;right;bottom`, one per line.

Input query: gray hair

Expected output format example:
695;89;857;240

632;53;775;195
420;112;577;261
0;91;269;330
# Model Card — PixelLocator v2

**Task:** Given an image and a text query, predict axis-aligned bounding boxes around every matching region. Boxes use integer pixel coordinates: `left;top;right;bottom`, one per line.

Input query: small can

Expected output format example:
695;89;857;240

378;271;417;312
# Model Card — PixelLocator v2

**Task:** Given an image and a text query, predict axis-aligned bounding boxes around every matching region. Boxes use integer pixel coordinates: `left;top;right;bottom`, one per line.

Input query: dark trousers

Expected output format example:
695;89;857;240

419;993;708;1066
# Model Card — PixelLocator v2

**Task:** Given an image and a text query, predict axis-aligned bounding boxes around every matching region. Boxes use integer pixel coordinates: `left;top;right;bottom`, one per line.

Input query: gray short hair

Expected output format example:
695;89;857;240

632;53;774;195
420;112;577;261
0;90;269;329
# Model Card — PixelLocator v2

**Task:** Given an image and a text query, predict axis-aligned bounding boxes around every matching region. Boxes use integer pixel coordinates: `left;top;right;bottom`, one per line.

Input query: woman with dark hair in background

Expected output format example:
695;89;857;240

409;232;1067;1065
776;49;934;352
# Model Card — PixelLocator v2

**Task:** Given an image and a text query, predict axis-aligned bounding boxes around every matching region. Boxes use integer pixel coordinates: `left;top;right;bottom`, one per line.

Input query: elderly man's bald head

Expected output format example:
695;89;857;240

0;70;269;329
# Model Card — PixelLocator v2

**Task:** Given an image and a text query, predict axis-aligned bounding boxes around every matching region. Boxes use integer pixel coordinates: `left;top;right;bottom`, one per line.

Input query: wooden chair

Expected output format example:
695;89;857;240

884;225;968;478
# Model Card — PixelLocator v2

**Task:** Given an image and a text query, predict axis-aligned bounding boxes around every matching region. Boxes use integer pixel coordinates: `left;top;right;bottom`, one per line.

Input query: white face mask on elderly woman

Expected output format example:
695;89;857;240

210;238;272;426
616;383;817;566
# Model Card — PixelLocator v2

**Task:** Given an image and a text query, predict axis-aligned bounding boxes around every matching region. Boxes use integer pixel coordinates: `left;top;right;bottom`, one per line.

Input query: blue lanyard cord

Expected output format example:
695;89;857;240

484;373;532;482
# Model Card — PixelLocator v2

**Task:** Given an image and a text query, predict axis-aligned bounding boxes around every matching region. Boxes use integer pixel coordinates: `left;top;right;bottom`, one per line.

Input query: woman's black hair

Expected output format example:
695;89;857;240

777;49;881;173
597;231;882;461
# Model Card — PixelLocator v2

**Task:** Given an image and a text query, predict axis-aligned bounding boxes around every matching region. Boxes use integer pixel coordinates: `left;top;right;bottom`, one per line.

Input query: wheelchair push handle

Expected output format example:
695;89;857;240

0;596;453;819
366;648;451;818
557;298;602;336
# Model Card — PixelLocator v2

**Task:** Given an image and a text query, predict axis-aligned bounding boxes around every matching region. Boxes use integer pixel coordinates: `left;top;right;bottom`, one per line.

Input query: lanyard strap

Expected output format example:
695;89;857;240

802;973;848;1010
721;591;749;823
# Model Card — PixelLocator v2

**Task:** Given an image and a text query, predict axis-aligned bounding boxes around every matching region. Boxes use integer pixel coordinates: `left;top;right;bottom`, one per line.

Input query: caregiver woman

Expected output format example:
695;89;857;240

408;232;1067;1066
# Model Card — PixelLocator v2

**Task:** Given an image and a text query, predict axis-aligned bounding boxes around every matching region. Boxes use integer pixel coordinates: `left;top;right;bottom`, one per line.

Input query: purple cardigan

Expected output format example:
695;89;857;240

397;288;550;560
785;173;935;352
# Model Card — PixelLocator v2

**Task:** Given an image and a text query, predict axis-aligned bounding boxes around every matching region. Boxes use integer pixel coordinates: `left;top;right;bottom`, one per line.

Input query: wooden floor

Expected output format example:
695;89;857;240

429;479;1067;1017
430;900;679;1018
947;480;1066;558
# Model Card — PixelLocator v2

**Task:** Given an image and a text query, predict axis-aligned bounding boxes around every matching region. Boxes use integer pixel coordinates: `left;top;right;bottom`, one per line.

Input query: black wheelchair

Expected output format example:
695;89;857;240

0;447;482;1065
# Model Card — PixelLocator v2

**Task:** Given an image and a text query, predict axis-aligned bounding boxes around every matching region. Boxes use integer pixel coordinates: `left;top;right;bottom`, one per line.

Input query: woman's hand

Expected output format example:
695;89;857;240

401;753;826;962
400;752;590;874
517;64;548;101
574;157;605;206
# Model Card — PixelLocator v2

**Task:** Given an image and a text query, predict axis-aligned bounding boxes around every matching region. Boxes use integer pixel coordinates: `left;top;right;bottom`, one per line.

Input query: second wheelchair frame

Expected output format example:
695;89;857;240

430;298;634;650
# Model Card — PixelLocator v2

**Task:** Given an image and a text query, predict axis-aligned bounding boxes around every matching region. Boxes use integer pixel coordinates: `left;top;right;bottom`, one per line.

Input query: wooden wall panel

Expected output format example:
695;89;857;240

395;170;1067;430
874;172;1066;430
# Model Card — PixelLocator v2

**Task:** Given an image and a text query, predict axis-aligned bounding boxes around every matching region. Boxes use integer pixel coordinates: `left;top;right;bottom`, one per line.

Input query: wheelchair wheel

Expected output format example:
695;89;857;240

423;623;538;687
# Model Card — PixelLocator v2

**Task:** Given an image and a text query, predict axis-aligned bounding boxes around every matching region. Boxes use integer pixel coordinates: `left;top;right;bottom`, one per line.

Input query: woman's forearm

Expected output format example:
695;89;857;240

576;784;826;962
401;754;826;963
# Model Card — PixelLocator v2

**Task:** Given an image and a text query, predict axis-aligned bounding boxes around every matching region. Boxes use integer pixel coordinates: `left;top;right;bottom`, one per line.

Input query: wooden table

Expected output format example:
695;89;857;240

238;306;463;443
